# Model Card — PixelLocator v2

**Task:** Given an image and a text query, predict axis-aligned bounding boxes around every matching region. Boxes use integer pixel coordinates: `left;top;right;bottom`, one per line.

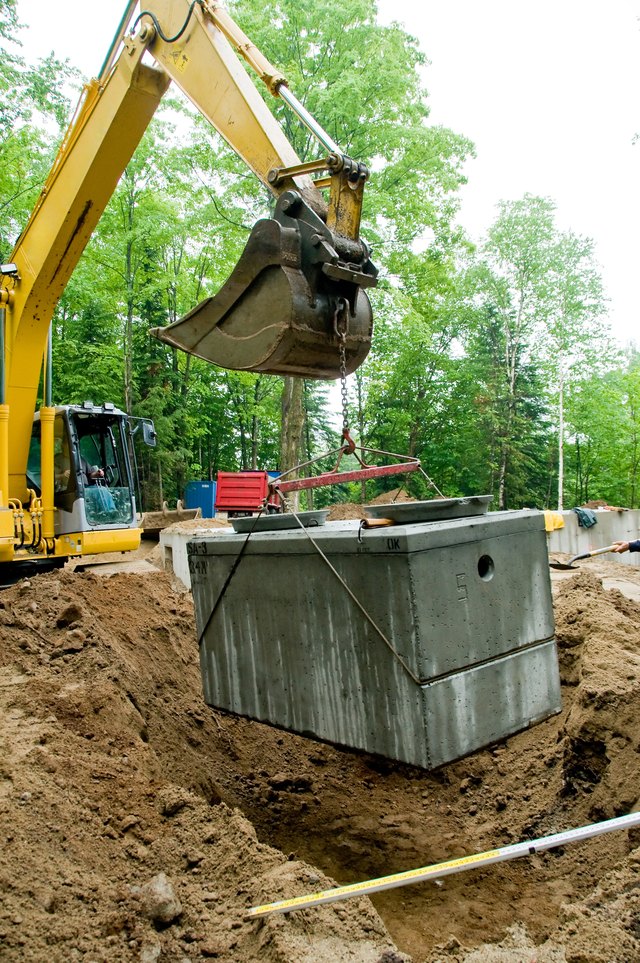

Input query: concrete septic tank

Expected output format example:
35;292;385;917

188;504;561;770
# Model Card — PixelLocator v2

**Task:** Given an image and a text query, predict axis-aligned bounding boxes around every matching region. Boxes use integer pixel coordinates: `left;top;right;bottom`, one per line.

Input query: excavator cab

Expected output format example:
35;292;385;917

28;405;142;537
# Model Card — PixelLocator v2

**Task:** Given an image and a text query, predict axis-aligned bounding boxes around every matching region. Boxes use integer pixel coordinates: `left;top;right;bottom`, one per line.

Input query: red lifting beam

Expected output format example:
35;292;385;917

272;460;420;494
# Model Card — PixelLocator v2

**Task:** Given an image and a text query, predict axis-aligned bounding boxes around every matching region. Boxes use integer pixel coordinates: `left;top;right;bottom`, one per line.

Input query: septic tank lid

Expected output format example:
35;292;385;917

230;510;329;534
364;495;492;524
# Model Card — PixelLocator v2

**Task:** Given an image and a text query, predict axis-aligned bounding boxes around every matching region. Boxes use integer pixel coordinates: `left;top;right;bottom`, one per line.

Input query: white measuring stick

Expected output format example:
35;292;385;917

247;811;640;918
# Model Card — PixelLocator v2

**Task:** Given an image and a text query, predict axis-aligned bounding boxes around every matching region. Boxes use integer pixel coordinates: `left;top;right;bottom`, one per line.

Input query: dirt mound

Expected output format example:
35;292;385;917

162;518;231;534
581;500;628;511
0;571;402;962
367;488;416;505
327;502;367;520
327;489;416;520
423;569;640;962
2;562;640;961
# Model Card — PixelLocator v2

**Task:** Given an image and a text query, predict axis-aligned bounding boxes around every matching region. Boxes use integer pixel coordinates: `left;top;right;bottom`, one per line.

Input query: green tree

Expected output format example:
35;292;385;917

565;350;640;508
226;0;474;484
0;0;79;251
473;196;557;507
537;230;609;509
458;302;553;507
469;195;611;509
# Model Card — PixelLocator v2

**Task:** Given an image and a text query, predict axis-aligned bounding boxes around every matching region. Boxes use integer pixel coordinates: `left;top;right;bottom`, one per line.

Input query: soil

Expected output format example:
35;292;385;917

327;488;415;521
1;545;640;961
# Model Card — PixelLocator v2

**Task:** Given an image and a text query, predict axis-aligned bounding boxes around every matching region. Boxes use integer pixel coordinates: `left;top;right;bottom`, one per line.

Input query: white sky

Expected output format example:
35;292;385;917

15;0;640;347
377;0;640;348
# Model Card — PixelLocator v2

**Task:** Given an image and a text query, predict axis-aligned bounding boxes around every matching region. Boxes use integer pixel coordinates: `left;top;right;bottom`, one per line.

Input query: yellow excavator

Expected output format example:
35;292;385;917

0;0;376;581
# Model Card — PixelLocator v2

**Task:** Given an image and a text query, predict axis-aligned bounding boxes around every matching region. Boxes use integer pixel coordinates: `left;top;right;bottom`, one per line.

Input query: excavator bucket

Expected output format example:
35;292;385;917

139;500;202;540
150;190;377;379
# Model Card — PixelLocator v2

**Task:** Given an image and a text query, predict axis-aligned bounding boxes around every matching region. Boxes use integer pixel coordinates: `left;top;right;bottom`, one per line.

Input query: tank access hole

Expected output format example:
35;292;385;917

478;554;495;581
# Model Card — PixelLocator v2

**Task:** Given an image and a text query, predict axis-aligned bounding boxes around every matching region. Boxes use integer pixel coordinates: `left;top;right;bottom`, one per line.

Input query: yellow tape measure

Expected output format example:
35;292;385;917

247;811;640;918
248;849;500;918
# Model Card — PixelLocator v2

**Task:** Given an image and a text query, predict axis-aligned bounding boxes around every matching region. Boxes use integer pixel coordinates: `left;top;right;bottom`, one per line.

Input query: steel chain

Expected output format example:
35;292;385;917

333;297;350;435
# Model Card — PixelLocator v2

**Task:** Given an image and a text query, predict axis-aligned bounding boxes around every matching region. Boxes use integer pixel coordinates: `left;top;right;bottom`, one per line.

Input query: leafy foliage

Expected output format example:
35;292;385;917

4;0;632;513
0;0;80;251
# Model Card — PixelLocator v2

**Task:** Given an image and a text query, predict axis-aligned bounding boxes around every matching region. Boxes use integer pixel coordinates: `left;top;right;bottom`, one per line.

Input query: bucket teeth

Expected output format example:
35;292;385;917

150;191;377;379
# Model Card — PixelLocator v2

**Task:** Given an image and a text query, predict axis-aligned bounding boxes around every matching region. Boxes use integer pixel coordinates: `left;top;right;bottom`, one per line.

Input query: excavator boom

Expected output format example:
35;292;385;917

0;0;376;572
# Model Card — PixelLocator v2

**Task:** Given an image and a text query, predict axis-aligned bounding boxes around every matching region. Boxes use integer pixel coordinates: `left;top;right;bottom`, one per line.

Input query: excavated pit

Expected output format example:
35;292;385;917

1;556;640;961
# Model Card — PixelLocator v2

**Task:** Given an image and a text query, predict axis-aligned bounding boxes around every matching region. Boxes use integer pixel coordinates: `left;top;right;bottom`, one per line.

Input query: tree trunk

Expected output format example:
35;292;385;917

124;235;134;415
557;369;564;511
355;371;367;503
280;376;305;511
250;378;261;470
303;382;314;510
122;173;136;416
497;442;507;510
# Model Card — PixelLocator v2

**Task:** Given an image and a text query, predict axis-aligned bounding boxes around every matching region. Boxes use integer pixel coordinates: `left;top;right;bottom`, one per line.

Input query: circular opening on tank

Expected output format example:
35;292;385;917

478;554;495;581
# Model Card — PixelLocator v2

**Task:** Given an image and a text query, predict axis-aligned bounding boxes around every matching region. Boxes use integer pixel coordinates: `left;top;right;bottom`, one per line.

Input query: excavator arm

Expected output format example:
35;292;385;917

0;0;376;515
144;0;376;376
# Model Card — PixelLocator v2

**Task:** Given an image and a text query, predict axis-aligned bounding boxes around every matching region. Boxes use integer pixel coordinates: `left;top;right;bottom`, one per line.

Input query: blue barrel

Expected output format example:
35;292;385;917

184;481;217;518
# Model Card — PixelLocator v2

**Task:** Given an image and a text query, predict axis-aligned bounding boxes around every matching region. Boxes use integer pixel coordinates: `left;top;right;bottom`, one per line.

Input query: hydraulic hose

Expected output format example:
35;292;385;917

133;0;204;44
